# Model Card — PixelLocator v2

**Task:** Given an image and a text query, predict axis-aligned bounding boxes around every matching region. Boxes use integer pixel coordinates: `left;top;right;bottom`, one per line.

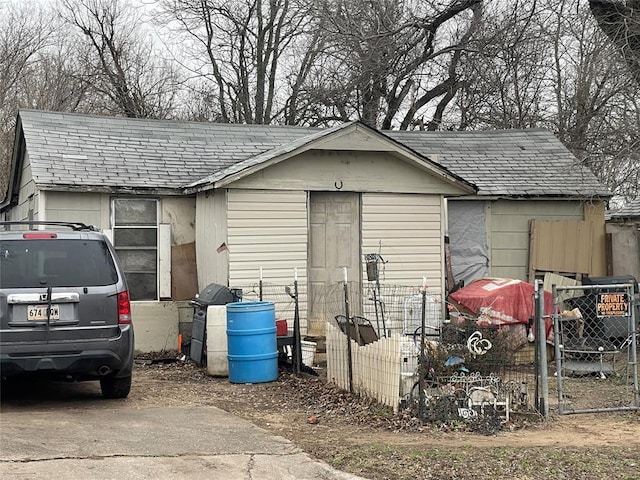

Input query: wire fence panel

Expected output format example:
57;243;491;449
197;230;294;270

413;320;534;424
233;282;305;329
312;282;443;339
324;281;537;425
552;283;639;414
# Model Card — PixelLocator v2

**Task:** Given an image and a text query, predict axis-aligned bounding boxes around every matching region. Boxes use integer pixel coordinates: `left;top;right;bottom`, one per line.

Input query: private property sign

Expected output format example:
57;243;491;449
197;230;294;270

596;293;630;317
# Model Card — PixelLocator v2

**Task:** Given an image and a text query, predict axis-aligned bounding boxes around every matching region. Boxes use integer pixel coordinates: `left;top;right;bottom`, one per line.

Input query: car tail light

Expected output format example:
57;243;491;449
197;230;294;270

23;233;57;239
117;291;132;325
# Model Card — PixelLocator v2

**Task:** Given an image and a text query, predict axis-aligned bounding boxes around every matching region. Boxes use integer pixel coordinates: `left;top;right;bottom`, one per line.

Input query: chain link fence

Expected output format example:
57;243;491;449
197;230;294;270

552;282;639;414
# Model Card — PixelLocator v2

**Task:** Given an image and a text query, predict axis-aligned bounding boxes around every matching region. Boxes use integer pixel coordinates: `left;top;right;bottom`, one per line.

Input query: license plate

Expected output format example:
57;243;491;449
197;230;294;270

27;304;60;321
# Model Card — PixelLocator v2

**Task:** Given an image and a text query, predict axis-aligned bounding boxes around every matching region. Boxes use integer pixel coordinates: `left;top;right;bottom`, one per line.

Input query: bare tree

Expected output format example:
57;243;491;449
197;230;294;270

59;0;180;118
584;91;640;201
455;0;553;130
0;4;52;106
159;0;321;124
589;0;640;84
457;0;638;200
555;0;639;200
0;1;55;200
304;0;483;129
16;34;95;114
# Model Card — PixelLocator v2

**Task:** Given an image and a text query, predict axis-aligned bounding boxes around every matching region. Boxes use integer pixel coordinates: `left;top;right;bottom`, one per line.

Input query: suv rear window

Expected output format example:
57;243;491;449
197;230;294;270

0;239;119;288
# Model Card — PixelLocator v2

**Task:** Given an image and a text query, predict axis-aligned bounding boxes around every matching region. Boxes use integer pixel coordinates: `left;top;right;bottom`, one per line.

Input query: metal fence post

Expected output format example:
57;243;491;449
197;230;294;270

535;279;549;418
418;284;427;421
630;285;639;407
343;268;354;393
551;283;565;414
292;277;301;374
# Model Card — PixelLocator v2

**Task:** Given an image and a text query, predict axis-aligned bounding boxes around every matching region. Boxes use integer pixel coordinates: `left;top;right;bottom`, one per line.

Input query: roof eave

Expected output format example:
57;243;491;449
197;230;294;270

39;184;187;196
449;192;612;201
184;123;355;193
184;121;478;196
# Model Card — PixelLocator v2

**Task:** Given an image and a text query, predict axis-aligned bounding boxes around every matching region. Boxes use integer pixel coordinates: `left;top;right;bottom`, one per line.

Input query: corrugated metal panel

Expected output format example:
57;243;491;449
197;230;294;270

227;189;308;324
195;191;228;289
362;193;444;295
583;203;607;277
529;219;593;278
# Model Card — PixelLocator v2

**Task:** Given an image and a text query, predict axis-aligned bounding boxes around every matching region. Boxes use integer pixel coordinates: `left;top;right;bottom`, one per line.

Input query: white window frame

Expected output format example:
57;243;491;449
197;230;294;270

110;198;160;301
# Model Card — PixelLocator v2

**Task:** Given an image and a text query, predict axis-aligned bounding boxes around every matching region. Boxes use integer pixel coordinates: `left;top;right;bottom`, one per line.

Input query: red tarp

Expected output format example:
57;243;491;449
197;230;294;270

449;278;554;327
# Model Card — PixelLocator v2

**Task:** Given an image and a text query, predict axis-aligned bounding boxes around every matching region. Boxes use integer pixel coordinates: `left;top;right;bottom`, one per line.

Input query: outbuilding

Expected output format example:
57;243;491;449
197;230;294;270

606;197;640;280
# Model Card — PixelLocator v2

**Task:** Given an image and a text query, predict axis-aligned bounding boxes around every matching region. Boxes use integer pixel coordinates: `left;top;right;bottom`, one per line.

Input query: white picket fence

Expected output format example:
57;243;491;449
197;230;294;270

325;321;407;413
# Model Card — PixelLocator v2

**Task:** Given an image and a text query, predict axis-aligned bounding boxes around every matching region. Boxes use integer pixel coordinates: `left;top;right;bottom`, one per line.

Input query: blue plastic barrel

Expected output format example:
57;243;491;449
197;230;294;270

226;301;278;383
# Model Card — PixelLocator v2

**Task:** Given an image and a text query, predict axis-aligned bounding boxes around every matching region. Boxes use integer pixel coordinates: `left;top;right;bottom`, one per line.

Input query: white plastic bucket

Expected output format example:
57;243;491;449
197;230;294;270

301;340;317;367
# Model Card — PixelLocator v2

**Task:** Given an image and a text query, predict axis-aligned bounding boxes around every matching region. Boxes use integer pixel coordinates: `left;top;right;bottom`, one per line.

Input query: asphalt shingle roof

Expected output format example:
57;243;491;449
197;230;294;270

18;110;317;192
16;110;610;198
387;129;610;197
608;197;640;219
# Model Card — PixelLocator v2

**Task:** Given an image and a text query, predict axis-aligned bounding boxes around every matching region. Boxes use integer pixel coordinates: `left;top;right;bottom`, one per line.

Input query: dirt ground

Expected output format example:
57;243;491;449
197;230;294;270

130;354;640;480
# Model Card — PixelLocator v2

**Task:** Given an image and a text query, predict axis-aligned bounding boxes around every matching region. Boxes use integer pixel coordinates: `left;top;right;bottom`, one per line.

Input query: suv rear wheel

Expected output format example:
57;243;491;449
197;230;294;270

100;375;132;399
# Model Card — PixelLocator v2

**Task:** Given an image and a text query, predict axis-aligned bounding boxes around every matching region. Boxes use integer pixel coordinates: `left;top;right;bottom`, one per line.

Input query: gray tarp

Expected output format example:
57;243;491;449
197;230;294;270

448;200;488;287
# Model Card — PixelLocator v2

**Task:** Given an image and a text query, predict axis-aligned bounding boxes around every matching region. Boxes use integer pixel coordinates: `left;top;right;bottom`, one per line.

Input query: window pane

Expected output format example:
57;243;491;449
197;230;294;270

116;249;157;272
111;197;159;301
114;228;157;247
0;239;118;288
113;199;157;226
126;273;157;301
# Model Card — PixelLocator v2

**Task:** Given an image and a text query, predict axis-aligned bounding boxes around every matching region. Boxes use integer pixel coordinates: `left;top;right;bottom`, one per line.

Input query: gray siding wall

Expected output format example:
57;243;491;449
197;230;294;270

7;151;38;222
488;199;584;280
43;193;196;243
44;191;108;227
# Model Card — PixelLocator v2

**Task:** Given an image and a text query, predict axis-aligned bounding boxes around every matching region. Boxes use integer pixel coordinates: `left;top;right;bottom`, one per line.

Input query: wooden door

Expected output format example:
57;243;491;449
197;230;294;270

308;192;360;332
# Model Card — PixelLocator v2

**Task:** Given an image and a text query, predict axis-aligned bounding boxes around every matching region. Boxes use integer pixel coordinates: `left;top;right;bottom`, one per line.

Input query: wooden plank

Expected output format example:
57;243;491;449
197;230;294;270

583;202;607;276
159;224;172;299
529;220;593;279
171;242;199;301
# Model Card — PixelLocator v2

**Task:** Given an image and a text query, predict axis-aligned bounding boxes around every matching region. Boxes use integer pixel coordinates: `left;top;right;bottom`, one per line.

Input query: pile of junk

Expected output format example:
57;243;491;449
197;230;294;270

184;283;314;379
187;283;242;367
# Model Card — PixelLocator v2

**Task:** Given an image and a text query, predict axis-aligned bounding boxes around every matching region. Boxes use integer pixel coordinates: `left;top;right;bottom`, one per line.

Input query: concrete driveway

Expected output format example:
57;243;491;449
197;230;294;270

0;379;367;480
